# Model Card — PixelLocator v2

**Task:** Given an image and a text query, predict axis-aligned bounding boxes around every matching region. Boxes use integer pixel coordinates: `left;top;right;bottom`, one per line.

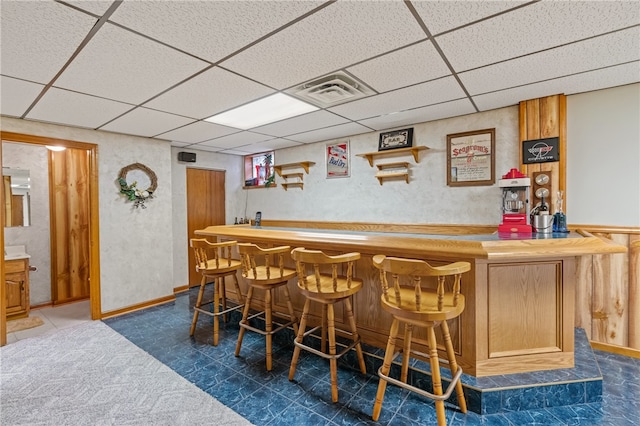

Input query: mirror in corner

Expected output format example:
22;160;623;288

3;167;31;227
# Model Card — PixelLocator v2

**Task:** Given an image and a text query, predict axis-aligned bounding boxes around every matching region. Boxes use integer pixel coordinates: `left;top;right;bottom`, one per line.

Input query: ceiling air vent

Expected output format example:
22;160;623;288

289;71;374;107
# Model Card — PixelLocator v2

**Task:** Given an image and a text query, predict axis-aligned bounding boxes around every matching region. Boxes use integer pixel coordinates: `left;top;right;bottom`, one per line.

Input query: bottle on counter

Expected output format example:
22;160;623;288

553;191;568;232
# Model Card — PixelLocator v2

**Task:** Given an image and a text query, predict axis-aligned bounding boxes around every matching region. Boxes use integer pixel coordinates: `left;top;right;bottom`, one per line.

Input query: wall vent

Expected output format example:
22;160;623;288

289;71;374;107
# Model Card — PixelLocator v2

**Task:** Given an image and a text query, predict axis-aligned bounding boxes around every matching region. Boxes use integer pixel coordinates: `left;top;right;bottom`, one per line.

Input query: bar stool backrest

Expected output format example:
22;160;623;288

291;248;360;293
238;243;290;281
372;255;471;312
190;239;237;272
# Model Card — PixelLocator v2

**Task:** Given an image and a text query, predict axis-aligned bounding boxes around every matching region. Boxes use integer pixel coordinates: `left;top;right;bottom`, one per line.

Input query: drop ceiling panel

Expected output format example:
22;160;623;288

99;107;194;138
55;23;209;104
285;122;371;144
157;121;239;144
240;138;303;154
0;1;97;83
26;88;134;129
473;62;640;112
66;0;114;17
145;67;275;119
328;77;466;121
436;1;640;72
358;99;477;131
0;77;44;117
411;1;530;35
109;1;325;63
198;131;274;150
251;110;350;138
221;1;427;89
461;27;640;96
347;41;451;93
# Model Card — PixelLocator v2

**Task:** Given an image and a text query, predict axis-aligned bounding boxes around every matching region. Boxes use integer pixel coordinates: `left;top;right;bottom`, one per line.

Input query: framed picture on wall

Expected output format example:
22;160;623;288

326;140;350;178
378;128;413;151
446;128;495;187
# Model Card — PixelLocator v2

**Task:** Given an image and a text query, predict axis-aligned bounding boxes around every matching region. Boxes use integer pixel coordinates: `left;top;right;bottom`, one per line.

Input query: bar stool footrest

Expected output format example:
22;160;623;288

295;325;362;361
194;302;244;318
239;310;295;336
377;359;463;402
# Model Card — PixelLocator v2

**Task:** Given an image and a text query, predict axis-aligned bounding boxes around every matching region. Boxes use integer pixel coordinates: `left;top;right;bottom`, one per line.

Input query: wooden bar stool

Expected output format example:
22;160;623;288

235;243;298;371
289;248;367;403
371;255;471;426
189;239;244;346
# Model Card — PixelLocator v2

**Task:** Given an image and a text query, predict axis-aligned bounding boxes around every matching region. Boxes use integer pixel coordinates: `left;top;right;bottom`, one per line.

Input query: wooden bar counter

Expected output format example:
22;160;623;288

195;221;626;377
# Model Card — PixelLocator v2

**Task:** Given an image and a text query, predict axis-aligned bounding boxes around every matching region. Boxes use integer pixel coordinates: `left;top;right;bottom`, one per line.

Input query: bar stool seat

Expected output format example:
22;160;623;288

235;243;298;371
189;239;244;346
289;248;367;403
371;254;471;426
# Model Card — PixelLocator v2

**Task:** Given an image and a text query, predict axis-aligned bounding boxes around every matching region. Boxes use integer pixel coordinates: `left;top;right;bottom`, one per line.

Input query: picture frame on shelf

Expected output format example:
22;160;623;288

378;128;413;151
446;128;495;187
326;140;350;178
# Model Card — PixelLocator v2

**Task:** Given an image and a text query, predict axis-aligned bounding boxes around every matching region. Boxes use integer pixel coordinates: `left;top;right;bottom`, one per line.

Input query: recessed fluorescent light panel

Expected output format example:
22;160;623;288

205;93;318;130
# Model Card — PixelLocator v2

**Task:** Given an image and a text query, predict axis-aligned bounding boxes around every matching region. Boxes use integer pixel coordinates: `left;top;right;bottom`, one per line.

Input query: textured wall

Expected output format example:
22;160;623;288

1;118;174;313
3;142;51;305
240;107;520;225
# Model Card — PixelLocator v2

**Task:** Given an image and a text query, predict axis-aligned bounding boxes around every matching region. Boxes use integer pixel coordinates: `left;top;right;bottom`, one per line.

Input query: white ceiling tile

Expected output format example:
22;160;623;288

460;28;640;96
199;131;273;150
55;23;209;104
186;144;224;153
251;110;349;137
437;1;640;71
412;1;530;35
473;62;640;112
328;77;466;121
222;1;427;89
0;77;44;117
99;107;194;138
241;138;303;154
26;87;134;129
66;0;115;17
109;1;325;63
0;1;97;83
170;141;190;148
358;99;477;131
145;67;274;119
286;122;372;144
347;41;451;93
157;121;239;144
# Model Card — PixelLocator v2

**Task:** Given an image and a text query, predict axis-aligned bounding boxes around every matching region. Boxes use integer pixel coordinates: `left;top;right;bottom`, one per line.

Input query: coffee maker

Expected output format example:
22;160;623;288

498;168;532;234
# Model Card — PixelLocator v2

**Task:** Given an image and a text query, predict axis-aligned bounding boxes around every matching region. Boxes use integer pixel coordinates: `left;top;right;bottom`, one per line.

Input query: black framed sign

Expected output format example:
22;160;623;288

522;137;560;164
378;128;413;151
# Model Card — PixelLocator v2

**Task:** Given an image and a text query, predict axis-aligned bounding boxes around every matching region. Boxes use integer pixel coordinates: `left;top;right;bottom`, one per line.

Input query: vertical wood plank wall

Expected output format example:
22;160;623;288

575;228;639;350
519;94;567;211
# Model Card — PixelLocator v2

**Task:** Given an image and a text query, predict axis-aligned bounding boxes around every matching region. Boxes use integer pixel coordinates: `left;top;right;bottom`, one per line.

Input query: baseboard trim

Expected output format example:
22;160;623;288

100;294;176;320
173;285;190;294
590;340;640;359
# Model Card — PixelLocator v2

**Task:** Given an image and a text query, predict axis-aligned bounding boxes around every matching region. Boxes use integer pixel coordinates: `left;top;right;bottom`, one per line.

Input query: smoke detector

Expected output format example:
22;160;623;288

288;71;374;107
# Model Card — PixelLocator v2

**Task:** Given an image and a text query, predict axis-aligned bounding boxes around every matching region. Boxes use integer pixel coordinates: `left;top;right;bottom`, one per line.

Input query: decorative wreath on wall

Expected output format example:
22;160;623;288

117;163;157;209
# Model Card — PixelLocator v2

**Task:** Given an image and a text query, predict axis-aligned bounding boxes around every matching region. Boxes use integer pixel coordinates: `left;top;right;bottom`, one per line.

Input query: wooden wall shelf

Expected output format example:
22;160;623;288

357;146;428;167
274;161;314;190
375;162;410;185
273;161;315;176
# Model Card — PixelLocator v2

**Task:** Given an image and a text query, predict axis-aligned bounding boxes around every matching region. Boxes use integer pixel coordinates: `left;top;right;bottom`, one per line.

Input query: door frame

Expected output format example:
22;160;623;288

0;132;101;346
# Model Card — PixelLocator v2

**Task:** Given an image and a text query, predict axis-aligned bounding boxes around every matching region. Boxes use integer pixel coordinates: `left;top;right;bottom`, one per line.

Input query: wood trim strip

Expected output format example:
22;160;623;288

572;225;640;234
590;340;640;359
100;294;176;320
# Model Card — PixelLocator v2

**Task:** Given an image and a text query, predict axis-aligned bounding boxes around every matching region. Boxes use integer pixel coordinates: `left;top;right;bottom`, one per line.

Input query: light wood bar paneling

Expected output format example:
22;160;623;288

196;222;625;376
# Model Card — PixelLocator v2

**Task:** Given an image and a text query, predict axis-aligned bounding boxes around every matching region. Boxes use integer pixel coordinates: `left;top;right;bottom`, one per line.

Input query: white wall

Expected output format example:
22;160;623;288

567;83;640;226
1;117;175;312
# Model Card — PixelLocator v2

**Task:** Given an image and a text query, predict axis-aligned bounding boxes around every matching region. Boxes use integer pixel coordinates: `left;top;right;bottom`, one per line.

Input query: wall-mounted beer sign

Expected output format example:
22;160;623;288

522;137;559;164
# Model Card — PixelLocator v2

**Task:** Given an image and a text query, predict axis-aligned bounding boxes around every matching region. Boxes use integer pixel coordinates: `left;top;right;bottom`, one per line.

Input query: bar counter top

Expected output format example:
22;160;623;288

196;224;626;260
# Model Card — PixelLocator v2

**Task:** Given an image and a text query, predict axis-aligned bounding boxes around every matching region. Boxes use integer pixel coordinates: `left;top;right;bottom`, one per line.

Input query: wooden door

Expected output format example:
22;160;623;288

186;168;225;287
50;148;91;304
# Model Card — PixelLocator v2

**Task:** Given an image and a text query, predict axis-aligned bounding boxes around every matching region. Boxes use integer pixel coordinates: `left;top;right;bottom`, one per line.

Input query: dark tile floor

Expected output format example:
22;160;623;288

104;291;639;425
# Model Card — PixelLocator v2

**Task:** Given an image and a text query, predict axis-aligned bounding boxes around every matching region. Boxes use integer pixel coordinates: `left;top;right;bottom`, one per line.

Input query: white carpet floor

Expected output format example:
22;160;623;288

0;320;252;426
